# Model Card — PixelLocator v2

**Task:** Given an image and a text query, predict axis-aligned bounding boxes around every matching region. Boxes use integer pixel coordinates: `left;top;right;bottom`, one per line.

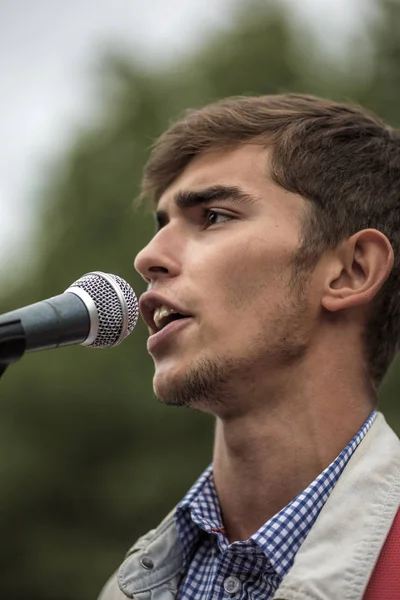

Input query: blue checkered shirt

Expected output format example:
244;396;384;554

174;411;376;599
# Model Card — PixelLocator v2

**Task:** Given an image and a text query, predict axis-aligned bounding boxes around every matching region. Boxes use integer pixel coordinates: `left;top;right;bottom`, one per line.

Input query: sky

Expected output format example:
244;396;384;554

0;0;374;281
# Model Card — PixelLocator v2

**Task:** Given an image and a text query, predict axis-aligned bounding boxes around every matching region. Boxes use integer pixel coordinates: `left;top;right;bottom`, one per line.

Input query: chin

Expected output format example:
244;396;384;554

152;356;231;410
153;382;188;407
153;366;186;406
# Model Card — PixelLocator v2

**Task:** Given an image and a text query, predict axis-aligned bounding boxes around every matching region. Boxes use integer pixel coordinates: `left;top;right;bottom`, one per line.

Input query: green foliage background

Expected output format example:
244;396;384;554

1;1;400;598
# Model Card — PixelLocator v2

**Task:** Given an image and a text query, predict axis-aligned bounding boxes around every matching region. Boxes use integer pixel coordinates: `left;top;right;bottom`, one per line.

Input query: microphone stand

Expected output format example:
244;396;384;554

0;321;26;379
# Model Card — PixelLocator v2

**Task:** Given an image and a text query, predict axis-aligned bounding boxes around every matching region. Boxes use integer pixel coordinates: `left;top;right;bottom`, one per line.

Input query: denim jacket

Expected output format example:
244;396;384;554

98;413;400;600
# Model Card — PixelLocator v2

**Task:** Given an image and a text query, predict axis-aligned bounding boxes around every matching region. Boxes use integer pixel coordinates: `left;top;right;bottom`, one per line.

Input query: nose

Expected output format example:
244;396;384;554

134;226;182;284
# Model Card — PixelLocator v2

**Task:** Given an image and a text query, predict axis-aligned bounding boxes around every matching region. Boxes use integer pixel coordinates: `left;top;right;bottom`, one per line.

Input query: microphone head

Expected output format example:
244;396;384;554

66;271;139;348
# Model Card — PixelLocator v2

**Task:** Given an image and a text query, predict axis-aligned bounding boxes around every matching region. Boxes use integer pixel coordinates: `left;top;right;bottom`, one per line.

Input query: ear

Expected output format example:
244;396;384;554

322;229;394;313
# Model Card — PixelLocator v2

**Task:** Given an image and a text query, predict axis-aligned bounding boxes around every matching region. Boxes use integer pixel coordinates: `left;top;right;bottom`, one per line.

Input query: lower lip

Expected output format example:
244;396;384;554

147;318;192;353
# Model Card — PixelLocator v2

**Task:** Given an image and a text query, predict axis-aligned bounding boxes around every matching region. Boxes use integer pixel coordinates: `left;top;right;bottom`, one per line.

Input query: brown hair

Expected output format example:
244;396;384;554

140;94;400;389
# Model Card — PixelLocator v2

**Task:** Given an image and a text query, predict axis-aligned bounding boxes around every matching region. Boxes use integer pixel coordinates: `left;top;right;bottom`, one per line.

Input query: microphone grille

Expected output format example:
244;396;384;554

68;271;139;348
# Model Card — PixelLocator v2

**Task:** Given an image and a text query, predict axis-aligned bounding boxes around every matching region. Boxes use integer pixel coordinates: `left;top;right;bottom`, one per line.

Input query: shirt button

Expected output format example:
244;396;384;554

224;576;241;594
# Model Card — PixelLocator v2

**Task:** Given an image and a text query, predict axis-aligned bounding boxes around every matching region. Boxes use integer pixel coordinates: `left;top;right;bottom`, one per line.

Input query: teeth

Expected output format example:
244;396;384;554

154;305;179;330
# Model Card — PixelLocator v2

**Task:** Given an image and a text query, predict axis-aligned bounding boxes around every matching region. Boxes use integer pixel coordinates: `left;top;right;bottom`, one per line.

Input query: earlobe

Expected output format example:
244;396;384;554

321;229;394;313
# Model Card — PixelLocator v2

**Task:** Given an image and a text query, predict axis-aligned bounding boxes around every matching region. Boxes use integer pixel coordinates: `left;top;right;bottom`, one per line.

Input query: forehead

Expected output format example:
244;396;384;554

157;144;272;211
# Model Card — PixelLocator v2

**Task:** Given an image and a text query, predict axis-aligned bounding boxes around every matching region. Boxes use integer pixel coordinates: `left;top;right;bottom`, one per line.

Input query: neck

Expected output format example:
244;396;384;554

212;349;376;543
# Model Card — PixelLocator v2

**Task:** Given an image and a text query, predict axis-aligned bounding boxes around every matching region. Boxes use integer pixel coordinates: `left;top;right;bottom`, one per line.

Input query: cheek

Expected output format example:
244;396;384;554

197;236;290;314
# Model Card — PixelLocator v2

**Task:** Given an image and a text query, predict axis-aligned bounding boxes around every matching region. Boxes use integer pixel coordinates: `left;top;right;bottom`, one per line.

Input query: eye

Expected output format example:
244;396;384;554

205;209;234;227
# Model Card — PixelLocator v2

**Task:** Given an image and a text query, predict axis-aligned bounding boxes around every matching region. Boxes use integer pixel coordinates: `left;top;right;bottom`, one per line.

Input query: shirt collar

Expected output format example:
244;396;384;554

175;410;376;577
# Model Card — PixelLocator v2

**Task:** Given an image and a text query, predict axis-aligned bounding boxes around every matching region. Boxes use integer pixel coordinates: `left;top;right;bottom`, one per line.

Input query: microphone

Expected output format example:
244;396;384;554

0;272;139;363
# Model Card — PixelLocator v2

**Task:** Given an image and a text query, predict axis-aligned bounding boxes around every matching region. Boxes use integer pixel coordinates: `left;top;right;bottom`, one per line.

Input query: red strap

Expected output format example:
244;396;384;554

363;508;400;599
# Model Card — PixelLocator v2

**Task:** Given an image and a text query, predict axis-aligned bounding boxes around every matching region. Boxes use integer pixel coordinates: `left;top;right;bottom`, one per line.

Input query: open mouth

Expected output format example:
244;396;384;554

146;312;192;352
153;306;188;332
139;292;193;336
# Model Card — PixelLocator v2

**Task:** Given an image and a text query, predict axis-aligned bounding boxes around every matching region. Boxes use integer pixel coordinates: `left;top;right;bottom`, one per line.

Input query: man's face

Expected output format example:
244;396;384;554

134;145;314;416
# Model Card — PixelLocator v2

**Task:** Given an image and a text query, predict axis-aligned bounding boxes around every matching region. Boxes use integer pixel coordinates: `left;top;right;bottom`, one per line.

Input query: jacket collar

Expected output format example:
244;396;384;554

274;413;400;600
118;509;182;598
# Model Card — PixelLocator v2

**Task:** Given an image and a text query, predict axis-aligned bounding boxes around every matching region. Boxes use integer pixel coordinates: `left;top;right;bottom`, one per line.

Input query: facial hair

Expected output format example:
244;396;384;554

154;280;311;411
155;355;232;408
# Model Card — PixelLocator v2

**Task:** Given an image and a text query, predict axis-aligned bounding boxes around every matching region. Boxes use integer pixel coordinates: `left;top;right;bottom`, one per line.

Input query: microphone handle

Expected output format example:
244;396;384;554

0;292;90;353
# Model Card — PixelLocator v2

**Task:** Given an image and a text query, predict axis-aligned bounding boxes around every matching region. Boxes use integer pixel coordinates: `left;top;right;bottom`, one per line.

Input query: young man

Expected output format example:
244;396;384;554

99;94;400;599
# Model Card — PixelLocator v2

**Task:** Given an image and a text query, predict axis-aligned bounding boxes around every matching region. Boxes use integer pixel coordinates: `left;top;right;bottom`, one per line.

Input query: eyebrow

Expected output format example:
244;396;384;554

155;184;260;230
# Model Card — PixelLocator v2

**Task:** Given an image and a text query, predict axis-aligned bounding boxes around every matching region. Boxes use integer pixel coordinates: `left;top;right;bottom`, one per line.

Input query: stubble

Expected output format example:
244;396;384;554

154;279;311;411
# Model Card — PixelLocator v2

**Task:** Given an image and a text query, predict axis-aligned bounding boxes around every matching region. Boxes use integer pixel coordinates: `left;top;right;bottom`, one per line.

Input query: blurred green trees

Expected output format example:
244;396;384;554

0;1;399;598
